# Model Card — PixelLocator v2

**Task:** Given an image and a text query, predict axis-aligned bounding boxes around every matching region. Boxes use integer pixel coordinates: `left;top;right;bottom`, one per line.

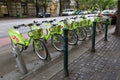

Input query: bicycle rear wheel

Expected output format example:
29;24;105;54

76;27;87;41
100;23;105;31
86;26;92;37
33;39;48;60
68;30;78;45
96;23;104;32
51;34;63;51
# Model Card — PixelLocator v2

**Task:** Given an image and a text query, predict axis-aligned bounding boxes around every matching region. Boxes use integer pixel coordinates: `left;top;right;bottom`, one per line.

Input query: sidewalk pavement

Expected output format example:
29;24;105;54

50;34;120;80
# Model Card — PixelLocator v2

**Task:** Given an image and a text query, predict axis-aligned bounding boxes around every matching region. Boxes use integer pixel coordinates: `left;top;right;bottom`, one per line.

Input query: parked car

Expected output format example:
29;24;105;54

62;9;75;16
101;10;117;24
74;10;81;15
77;10;91;15
38;12;51;18
93;10;100;14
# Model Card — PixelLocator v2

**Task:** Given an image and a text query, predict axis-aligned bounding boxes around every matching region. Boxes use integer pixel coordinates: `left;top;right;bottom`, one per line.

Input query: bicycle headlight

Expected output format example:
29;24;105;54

28;31;34;37
49;27;54;32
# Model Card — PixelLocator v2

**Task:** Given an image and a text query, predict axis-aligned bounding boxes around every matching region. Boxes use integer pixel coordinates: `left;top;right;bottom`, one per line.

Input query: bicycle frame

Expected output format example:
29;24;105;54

8;29;31;47
8;26;43;49
41;22;62;41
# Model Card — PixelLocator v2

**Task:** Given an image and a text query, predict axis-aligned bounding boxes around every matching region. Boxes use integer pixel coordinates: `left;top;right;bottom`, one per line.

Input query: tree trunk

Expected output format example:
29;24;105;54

26;0;29;17
36;0;39;17
44;0;47;14
76;1;79;9
42;0;47;17
6;0;9;16
67;0;70;9
15;1;18;17
114;0;120;35
59;0;62;16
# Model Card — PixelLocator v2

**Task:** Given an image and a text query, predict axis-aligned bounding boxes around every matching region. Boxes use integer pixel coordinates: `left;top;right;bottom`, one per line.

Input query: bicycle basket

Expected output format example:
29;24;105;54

49;27;55;32
28;28;43;39
56;25;63;32
8;29;25;45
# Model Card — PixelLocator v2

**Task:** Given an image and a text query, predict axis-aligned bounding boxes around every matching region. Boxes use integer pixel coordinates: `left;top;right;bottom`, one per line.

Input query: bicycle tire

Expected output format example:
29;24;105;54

68;30;78;45
33;39;48;60
76;27;87;41
100;23;105;31
51;34;64;51
11;39;23;53
86;26;92;37
96;23;104;32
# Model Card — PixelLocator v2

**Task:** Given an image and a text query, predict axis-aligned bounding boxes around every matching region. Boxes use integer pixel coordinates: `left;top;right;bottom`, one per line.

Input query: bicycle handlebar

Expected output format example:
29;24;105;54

59;20;64;22
42;20;48;23
13;24;26;29
33;21;38;24
52;24;57;27
70;16;77;19
13;23;35;29
42;19;56;23
36;23;42;26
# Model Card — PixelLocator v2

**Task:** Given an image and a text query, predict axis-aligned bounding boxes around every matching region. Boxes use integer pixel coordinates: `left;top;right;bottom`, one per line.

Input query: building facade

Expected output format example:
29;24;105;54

0;0;36;17
0;0;76;18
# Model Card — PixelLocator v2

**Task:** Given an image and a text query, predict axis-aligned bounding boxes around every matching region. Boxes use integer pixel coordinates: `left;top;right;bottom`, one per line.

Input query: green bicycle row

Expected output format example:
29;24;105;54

8;16;111;61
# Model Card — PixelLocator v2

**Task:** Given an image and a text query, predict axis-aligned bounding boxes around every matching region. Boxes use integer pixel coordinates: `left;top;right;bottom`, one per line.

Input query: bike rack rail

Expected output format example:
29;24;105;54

104;19;109;41
91;18;109;52
63;28;69;76
91;21;97;52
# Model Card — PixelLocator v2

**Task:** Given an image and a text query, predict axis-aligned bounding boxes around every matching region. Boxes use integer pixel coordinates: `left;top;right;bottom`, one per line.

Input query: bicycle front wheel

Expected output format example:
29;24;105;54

11;39;23;52
68;30;78;45
33;39;48;60
76;27;87;41
51;34;64;51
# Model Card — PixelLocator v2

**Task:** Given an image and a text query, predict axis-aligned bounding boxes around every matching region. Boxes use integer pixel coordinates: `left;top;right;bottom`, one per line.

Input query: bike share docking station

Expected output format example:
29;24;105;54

11;28;69;77
9;18;110;79
12;47;28;74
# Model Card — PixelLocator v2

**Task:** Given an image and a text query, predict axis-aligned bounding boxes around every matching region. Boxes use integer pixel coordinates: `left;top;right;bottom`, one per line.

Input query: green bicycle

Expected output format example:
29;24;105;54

8;24;49;60
36;20;64;51
69;17;87;41
57;19;78;45
95;17;105;32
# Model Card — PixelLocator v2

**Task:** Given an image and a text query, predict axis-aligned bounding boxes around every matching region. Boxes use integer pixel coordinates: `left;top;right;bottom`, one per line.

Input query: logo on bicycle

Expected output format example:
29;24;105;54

11;35;19;43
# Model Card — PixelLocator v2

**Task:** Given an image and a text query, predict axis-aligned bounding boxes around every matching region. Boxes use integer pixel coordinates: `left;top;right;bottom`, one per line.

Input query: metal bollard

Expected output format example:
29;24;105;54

91;21;96;52
104;19;109;41
63;28;69;76
13;47;28;74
